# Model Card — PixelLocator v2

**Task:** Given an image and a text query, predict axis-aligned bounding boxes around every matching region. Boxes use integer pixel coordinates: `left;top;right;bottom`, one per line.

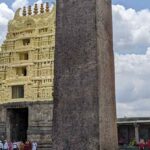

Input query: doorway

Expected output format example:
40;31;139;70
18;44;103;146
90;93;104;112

7;108;28;142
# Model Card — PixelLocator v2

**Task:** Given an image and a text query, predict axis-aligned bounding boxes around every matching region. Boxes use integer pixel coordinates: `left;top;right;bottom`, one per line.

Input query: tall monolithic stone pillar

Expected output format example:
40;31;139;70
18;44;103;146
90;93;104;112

52;0;118;150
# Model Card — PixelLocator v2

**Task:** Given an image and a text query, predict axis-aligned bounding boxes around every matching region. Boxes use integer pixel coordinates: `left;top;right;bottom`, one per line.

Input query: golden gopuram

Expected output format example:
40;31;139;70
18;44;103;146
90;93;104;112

0;3;55;149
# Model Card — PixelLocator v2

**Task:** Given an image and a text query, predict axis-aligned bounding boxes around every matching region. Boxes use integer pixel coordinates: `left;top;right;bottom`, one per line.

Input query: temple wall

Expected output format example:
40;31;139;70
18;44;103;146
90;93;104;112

0;101;53;150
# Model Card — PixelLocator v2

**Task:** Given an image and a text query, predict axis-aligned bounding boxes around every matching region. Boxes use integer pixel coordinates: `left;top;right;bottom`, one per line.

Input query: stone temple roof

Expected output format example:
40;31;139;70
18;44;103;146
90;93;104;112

8;3;55;34
117;117;150;124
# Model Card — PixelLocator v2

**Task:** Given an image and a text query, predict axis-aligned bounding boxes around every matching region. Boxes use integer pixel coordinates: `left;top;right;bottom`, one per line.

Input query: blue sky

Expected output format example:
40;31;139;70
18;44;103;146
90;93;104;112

0;0;150;117
0;0;150;10
0;0;55;6
113;0;150;10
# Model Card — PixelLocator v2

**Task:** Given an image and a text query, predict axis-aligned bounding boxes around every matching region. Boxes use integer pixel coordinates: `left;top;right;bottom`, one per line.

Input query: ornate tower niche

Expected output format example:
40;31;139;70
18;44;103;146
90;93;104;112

52;0;118;150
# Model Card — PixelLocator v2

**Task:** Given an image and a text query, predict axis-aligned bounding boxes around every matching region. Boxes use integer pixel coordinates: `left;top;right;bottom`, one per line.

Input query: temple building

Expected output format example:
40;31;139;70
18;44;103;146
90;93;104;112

118;117;150;145
0;3;55;149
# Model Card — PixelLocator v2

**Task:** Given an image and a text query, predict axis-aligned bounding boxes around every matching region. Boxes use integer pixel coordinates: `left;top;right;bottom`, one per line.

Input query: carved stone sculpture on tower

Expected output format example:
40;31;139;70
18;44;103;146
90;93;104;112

23;6;26;16
34;4;38;15
46;2;49;13
40;4;44;14
28;5;32;16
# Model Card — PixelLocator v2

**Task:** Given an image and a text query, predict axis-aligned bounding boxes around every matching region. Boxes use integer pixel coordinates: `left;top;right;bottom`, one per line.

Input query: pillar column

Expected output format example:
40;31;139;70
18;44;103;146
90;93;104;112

52;0;118;150
135;123;139;144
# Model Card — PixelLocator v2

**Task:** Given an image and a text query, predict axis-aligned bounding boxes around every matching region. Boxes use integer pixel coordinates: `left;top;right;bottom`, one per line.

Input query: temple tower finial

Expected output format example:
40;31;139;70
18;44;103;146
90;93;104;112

23;6;26;16
46;2;49;12
34;4;38;15
28;5;32;15
40;3;44;13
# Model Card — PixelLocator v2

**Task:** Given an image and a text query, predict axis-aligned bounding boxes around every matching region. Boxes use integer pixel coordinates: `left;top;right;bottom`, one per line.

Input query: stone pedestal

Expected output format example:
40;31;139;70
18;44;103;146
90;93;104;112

52;0;118;150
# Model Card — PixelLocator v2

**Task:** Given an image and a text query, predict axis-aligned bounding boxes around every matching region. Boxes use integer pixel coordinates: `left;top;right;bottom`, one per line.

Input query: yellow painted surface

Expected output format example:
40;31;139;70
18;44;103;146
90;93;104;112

0;5;55;104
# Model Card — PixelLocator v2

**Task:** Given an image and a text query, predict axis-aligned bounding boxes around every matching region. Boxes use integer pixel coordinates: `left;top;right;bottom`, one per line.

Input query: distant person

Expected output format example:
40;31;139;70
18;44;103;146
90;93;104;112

144;139;150;149
3;140;9;150
138;139;145;150
8;141;13;150
12;141;18;150
32;142;37;150
24;141;31;150
19;141;25;150
29;141;32;150
0;140;3;150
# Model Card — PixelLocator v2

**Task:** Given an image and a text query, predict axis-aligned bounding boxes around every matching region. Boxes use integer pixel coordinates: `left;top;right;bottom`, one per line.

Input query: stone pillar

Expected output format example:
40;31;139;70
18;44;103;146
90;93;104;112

0;106;6;140
52;0;118;150
135;124;139;144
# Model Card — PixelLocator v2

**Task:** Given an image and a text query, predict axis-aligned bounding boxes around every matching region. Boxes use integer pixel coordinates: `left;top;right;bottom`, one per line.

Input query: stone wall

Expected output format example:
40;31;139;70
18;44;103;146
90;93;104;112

28;102;53;150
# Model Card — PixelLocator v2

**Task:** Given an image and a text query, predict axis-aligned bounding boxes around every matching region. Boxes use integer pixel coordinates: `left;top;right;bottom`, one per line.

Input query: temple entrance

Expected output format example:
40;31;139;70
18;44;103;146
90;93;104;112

7;108;28;142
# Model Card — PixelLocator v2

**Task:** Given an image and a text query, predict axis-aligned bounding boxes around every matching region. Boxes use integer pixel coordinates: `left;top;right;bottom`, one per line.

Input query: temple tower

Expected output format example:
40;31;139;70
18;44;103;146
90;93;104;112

0;3;55;149
52;0;118;150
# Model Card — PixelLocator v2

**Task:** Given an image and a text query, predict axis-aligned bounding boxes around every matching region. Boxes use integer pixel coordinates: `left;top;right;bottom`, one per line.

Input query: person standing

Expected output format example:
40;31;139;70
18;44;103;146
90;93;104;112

12;141;18;150
24;141;31;150
19;141;24;150
32;142;37;150
0;141;3;150
29;141;32;150
8;141;13;150
138;139;145;150
3;140;9;150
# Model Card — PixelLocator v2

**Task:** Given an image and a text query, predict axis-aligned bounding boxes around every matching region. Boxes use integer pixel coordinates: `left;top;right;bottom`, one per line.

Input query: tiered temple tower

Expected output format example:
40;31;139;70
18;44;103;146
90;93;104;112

0;3;55;150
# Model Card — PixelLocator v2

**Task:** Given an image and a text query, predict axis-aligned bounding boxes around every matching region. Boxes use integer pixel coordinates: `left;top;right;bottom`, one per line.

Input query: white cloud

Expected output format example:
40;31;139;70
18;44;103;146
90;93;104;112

112;5;150;54
12;0;29;11
113;5;150;116
0;3;14;25
117;99;150;118
35;0;43;5
0;3;14;44
115;48;150;117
